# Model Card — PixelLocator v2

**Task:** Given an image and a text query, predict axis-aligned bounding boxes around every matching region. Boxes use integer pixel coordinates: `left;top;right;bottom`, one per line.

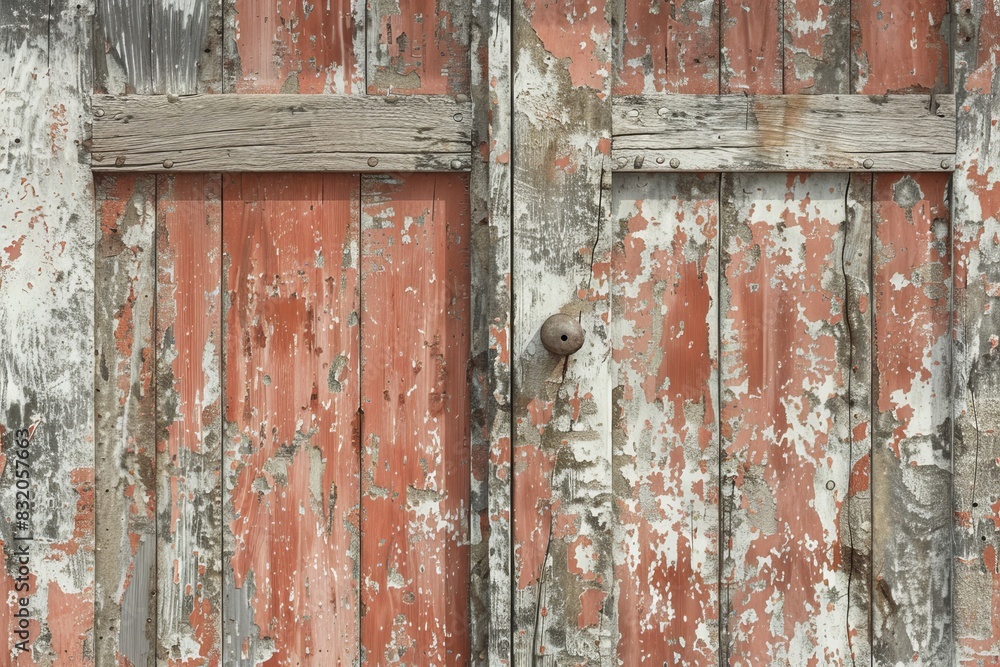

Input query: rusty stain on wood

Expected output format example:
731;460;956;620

360;173;472;665
953;0;1000;663
1;2;96;665
95;174;158;667
156;174;224;665
222;174;361;665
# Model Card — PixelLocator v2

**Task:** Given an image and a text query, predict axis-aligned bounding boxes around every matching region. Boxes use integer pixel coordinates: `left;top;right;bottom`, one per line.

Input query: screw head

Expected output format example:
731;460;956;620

162;159;174;169
540;313;585;356
367;157;379;167
669;157;680;169
940;159;951;169
453;113;463;122
863;158;874;169
94;108;105;118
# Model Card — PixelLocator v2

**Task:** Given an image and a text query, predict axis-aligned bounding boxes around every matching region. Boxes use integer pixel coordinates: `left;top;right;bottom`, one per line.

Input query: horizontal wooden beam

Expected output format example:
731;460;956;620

612;94;956;172
90;94;473;172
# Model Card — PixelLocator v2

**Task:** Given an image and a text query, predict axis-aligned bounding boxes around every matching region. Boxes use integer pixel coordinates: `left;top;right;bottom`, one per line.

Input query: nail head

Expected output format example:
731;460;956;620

669;158;680;169
368;157;379;167
863;158;874;169
162;159;174;169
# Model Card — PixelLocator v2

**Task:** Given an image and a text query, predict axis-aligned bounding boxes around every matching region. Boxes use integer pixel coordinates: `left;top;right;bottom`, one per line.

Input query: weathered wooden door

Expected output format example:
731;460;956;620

2;0;1000;666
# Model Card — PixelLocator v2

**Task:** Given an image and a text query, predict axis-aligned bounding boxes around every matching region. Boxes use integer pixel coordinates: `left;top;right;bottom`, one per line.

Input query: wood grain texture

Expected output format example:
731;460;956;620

614;0;719;96
783;0;851;94
721;0;782;93
720;173;873;665
871;173;952;665
95;0;223;95
855;2;954;664
91;94;473;173
512;0;614;662
366;0;470;95
222;174;361;666
224;0;364;93
611;173;720;664
95;175;158;667
155;174;224;666
360;173;471;665
953;1;1000;663
469;0;514;662
0;2;95;664
612;94;957;173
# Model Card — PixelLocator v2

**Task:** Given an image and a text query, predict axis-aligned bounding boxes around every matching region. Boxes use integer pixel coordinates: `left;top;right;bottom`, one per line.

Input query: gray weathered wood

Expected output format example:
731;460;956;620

0;1;96;663
613;94;956;172
90;94;473;172
469;0;513;664
512;0;614;663
952;0;1000;662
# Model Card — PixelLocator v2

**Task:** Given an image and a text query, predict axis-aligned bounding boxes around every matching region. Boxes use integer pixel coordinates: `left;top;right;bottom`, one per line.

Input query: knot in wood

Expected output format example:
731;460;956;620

540;313;585;356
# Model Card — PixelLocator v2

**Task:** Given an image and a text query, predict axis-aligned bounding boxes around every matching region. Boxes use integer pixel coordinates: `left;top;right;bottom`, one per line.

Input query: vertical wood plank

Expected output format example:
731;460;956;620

720;0;782;94
0;2;95;664
359;173;471;665
614;0;719;96
224;0;364;93
854;2;954;663
783;0;851;93
95;175;158;667
953;1;1000;663
512;0;613;663
871;174;952;665
720;173;873;665
365;0;470;95
611;173;720;664
155;174;224;666
222;174;361;666
469;0;514;662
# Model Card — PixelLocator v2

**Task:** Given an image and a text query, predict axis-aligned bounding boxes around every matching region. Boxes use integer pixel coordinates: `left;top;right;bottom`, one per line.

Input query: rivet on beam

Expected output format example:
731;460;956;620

94;108;105;117
368;157;379;167
162;159;174;169
863;158;875;169
940;159;951;169
451;159;464;170
669;158;680;169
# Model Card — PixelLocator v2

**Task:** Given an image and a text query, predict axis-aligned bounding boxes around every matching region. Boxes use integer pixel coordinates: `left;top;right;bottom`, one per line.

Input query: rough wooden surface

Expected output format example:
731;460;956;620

855;2;954;664
359;173;471;665
611;173;720;664
1;2;96;665
222;174;360;665
512;0;614;662
224;0;364;94
613;94;957;172
720;173;873;665
91;94;473;172
95;175;158;667
953;1;1000;663
469;0;514;662
155;174;224;666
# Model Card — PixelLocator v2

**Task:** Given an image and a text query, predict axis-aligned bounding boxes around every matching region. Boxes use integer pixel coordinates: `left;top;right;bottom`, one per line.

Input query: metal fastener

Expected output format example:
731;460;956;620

657;107;669;117
940;159;951;169
162;159;174;169
94;108;105;118
453;113;464;122
115;156;126;167
825;480;836;490
655;157;665;165
368;157;379;167
863;158;874;169
450;159;464;170
540;313;585;356
626;109;639;118
669;157;680;169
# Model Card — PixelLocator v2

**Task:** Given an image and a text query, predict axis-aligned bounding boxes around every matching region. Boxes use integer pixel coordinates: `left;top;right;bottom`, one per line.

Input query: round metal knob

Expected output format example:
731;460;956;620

540;313;585;356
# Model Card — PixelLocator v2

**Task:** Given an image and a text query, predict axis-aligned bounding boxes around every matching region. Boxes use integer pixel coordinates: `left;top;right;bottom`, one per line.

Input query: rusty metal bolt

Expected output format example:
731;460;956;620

540;313;585;356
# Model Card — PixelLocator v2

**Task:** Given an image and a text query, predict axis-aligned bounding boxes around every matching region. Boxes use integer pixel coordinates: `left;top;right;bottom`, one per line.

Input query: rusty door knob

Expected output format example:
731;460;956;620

540;313;585;356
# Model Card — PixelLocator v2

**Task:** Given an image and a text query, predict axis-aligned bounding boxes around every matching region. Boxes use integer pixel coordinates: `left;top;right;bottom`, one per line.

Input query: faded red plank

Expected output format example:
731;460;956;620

611;173;720;663
95;174;158;667
783;0;851;93
721;0;782;93
360;173;471;665
222;174;361;665
720;173;872;664
871;173;952;663
853;0;950;94
225;0;363;93
953;1;1000;663
366;0;470;95
155;174;223;666
615;0;718;95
